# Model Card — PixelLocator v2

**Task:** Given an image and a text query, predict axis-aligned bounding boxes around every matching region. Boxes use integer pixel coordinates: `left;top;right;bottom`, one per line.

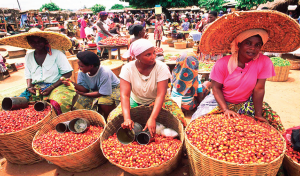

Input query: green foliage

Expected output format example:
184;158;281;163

120;0;198;8
39;2;61;12
91;4;106;15
198;0;228;12
110;4;125;10
236;0;274;10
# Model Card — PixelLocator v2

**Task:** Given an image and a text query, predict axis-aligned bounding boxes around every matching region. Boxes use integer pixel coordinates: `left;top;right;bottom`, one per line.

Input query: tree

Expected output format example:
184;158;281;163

91;4;106;15
40;2;61;12
236;0;274;10
120;0;198;20
110;4;125;10
198;0;228;12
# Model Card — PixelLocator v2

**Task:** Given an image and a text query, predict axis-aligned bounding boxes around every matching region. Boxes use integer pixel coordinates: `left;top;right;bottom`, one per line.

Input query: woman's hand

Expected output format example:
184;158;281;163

143;33;149;39
255;116;269;124
121;119;134;130
27;87;36;94
75;90;86;96
41;87;54;96
61;78;71;86
143;117;156;137
224;109;240;118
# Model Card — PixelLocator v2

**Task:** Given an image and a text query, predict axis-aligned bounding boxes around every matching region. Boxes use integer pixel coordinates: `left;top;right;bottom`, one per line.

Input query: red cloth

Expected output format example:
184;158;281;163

283;126;300;144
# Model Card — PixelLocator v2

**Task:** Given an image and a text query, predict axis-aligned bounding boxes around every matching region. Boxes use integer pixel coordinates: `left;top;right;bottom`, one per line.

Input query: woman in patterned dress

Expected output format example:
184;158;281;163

153;14;164;48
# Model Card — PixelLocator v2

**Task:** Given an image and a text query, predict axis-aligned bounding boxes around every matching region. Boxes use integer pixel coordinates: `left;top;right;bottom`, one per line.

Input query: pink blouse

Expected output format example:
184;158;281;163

210;54;275;104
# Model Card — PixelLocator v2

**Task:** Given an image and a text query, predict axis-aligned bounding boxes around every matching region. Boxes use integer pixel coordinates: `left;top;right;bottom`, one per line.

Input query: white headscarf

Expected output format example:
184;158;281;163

228;29;269;74
122;39;154;58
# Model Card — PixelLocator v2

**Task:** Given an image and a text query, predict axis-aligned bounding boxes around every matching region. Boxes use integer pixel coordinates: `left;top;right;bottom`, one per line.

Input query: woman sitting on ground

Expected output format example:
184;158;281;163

0;28;76;114
171;52;211;111
108;39;186;136
63;51;120;119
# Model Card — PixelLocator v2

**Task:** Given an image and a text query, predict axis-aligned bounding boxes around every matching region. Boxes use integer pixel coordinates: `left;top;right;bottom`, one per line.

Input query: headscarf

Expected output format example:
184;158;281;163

128;24;144;35
228;29;269;74
99;11;108;17
172;52;199;97
122;39;153;58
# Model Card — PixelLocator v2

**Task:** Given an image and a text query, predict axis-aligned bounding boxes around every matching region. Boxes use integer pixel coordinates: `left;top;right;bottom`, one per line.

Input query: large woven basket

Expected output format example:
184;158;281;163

174;42;187;49
283;154;300;176
286;59;300;70
0;103;56;164
267;65;290;82
32;110;107;172
185;118;286;176
101;59;124;78
100;106;184;176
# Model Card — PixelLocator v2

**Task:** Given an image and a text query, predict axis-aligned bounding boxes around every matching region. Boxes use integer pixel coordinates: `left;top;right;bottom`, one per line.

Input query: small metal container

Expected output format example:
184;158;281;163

136;130;154;145
117;122;143;145
55;121;70;133
34;101;47;111
69;118;90;133
2;97;28;111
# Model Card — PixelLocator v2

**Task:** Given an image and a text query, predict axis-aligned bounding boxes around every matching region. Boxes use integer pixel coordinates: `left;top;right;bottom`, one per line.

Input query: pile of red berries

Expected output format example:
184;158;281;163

33;126;103;156
102;134;181;168
186;114;284;164
0;105;51;133
286;142;300;164
100;37;128;46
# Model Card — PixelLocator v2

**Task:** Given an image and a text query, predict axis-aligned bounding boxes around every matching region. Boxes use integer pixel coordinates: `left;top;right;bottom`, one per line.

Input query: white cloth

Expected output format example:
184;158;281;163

119;60;171;105
122;39;154;58
24;49;73;84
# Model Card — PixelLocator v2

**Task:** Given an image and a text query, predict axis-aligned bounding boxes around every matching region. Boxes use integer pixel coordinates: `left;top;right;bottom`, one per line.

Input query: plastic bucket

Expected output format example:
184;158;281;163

2;97;28;111
55;121;70;133
34;101;47;111
117;122;143;145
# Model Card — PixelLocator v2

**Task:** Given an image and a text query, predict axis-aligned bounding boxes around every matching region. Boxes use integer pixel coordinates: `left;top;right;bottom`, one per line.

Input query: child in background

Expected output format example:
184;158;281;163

62;51;120;119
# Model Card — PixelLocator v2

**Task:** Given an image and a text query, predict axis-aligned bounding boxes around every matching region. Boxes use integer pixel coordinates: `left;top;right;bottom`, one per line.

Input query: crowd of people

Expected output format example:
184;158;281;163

0;9;299;138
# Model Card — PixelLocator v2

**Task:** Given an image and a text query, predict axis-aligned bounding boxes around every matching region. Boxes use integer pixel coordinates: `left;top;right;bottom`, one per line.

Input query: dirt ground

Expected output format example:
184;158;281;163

0;33;299;176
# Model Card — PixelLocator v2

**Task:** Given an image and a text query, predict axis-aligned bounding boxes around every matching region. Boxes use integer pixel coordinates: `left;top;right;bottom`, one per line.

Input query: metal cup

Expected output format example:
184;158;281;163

55;121;70;133
2;97;28;111
68;118;90;133
136;130;154;145
117;122;143;145
34;101;47;111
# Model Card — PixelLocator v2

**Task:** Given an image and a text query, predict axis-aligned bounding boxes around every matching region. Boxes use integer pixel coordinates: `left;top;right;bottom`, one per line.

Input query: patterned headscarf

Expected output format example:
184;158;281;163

172;52;199;97
228;29;269;74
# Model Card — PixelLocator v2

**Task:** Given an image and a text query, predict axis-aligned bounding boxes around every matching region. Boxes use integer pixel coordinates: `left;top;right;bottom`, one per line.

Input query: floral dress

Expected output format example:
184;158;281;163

154;20;164;40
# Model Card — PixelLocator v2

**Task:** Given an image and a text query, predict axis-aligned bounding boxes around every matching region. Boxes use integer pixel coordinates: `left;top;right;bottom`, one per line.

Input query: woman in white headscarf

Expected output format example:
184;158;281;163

107;39;186;136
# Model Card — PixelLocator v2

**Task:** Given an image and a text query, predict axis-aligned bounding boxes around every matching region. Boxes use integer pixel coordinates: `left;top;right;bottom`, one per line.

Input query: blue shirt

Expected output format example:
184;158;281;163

77;66;120;95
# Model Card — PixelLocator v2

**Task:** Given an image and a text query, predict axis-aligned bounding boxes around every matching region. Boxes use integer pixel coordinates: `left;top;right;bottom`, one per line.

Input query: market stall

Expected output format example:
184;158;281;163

0;8;20;33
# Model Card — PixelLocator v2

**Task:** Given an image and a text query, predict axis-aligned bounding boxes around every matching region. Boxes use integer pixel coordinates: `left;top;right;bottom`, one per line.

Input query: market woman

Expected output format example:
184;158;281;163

78;16;88;42
192;11;300;133
108;39;186;136
0;28;76;115
96;11;113;54
128;24;148;44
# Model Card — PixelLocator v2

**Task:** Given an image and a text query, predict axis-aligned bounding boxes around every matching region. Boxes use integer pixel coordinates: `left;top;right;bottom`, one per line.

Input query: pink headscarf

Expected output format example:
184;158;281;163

122;39;154;58
228;29;269;74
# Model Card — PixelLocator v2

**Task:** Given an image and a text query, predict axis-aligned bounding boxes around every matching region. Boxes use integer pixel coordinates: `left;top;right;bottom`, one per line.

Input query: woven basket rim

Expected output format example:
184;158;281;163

32;110;106;158
200;10;300;54
185;115;286;166
284;148;300;167
100;106;184;171
0;103;53;136
101;59;124;70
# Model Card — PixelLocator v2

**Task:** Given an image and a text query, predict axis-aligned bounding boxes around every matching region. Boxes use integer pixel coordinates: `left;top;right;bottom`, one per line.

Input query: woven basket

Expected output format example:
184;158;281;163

32;110;107;172
0;103;56;164
283;154;300;176
185;119;286;176
166;38;173;43
267;65;290;82
100;106;184;176
101;59;124;78
162;41;168;45
187;42;194;48
186;38;193;42
174;42;187;49
286;59;300;70
168;43;174;47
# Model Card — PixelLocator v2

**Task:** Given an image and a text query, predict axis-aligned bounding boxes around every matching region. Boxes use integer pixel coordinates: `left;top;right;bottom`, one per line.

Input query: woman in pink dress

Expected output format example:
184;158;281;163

153;14;164;48
78;16;88;41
